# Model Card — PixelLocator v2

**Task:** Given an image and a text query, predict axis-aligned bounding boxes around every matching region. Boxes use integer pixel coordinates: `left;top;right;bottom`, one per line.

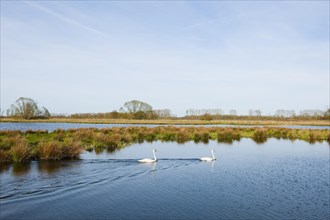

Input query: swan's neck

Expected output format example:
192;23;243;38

153;151;157;160
211;150;215;160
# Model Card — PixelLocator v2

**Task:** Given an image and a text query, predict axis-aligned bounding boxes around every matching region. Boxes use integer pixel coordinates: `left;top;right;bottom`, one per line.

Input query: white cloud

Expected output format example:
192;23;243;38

24;1;108;37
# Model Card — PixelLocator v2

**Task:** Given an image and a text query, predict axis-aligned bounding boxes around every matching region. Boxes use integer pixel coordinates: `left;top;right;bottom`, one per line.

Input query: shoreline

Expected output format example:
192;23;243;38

1;118;329;126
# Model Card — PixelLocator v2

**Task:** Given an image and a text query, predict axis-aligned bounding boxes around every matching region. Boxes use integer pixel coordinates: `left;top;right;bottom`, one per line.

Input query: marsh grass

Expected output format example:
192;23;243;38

37;140;63;160
11;139;30;162
61;139;83;159
0;150;11;162
217;128;241;143
0;126;329;162
252;128;268;144
175;128;190;144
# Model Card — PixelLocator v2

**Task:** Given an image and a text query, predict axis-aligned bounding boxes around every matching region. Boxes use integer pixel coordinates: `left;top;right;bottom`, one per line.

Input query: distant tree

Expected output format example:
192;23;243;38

229;109;237;116
6;109;11;117
323;108;330;119
275;109;296;118
120;100;152;114
300;109;324;117
9;97;50;119
255;109;262;117
119;100;153;119
200;113;213;121
248;109;254;116
154;109;172;118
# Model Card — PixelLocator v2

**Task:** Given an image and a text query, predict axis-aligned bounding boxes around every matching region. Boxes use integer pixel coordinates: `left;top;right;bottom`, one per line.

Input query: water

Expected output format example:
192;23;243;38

1;139;329;219
1;122;329;131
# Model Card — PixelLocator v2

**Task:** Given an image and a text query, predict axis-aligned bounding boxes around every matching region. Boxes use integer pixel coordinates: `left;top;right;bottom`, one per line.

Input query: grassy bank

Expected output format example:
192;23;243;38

1;117;330;126
0;126;329;162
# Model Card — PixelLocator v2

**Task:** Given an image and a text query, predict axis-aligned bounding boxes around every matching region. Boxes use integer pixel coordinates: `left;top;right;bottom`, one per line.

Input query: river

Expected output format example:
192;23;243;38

0;122;329;131
1;139;329;219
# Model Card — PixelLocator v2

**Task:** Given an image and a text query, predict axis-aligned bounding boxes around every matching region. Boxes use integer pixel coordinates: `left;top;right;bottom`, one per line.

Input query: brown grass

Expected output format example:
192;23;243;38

37;140;63;160
2;117;329;126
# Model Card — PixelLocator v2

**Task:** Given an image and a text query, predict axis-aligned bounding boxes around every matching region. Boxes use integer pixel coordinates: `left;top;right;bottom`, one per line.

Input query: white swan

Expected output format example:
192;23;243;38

200;149;216;161
138;149;157;163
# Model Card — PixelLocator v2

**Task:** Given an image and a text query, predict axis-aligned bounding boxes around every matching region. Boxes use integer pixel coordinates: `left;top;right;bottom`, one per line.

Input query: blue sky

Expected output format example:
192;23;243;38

1;1;329;116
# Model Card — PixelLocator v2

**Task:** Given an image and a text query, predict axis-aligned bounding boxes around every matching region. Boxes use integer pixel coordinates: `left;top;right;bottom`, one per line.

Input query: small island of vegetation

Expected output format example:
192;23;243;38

0;126;329;163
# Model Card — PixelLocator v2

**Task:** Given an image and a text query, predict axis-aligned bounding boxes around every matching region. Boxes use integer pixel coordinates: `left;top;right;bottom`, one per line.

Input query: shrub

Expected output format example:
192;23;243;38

11;138;30;162
0;136;22;150
217;128;241;143
0;150;12;162
62;139;83;159
36;140;62;160
201;131;210;143
145;130;156;142
252;128;268;144
161;132;176;142
193;132;202;143
175;129;190;143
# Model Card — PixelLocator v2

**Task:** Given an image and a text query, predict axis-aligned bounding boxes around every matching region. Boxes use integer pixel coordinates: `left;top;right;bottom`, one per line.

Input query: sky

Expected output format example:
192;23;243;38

1;1;329;116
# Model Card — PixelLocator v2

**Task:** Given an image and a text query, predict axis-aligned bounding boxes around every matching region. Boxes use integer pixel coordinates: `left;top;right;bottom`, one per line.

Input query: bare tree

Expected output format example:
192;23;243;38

275;109;296;118
324;108;330;118
186;108;224;116
9;97;50;119
299;109;324;117
255;109;262;117
154;109;171;118
248;109;254;116
119;100;153;114
229;109;237;116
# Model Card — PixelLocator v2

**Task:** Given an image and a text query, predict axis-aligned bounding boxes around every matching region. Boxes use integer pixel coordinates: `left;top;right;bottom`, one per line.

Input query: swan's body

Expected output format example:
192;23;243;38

200;149;216;161
138;149;157;163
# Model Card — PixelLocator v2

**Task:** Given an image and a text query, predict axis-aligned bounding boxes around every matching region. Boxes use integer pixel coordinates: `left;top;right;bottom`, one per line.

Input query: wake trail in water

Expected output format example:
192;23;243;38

0;159;202;205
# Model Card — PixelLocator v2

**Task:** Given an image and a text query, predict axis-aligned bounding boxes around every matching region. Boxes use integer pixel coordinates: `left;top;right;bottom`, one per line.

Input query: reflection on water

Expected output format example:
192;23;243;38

0;162;11;173
37;161;74;174
138;161;157;172
12;163;31;176
0;161;77;177
0;139;329;220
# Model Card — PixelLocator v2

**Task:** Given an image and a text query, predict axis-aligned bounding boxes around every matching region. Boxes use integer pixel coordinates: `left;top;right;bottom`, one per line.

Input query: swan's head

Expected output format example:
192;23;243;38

153;149;157;152
211;149;215;152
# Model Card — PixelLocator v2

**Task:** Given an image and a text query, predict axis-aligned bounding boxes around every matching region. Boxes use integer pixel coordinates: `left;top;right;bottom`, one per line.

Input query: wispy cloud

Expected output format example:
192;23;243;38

1;1;328;115
24;1;107;37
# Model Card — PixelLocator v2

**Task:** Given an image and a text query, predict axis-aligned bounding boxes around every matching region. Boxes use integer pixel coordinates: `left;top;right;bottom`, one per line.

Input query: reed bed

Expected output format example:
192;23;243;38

0;127;329;162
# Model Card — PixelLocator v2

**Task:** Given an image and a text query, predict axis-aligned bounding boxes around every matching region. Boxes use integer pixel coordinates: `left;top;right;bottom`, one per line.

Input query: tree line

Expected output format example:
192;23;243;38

2;97;330;120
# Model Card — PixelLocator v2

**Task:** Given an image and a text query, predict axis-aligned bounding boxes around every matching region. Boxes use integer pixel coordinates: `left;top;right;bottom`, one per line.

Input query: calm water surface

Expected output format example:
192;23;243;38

1;139;329;219
1;122;329;131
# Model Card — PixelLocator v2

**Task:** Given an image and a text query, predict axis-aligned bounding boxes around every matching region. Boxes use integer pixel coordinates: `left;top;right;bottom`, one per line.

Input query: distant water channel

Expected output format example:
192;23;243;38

0;122;329;131
1;139;329;219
